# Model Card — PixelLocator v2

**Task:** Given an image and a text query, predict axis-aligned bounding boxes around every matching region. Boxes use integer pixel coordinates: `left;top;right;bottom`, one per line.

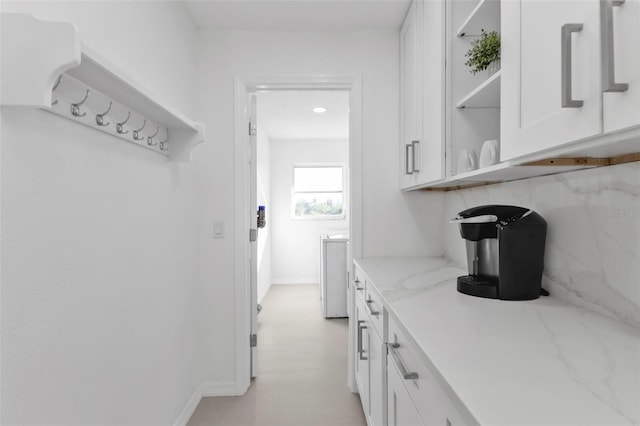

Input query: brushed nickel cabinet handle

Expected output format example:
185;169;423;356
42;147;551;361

561;23;584;108
358;320;368;361
354;278;364;291
387;343;418;380
405;143;414;175
601;0;629;92
366;298;380;316
411;140;420;173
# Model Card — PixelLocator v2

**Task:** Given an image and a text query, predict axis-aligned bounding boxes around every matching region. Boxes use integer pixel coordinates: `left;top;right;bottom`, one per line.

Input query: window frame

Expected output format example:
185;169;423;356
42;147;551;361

291;163;347;221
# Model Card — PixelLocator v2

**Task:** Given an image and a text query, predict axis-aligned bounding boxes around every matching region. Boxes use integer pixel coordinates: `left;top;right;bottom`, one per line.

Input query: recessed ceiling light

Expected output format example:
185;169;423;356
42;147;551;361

313;107;326;113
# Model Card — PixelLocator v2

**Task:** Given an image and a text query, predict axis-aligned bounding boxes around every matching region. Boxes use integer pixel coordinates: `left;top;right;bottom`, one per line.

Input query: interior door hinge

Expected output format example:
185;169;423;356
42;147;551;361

250;334;258;347
249;228;257;242
249;122;257;136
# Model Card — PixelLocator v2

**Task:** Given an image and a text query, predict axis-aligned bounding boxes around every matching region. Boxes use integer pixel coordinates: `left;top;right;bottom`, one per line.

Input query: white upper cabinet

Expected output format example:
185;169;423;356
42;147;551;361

420;0;447;185
400;0;423;189
602;0;640;133
501;0;640;162
400;0;447;190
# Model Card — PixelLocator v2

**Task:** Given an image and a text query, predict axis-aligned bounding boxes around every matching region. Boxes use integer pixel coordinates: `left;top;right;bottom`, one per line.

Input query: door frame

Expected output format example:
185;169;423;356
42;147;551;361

233;75;363;394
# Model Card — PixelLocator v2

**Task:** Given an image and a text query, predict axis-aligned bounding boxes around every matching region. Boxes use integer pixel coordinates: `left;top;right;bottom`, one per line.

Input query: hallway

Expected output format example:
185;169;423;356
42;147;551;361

187;285;366;426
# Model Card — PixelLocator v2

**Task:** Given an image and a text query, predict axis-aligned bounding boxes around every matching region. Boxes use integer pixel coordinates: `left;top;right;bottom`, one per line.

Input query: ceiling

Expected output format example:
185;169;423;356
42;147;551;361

182;0;411;31
257;90;349;140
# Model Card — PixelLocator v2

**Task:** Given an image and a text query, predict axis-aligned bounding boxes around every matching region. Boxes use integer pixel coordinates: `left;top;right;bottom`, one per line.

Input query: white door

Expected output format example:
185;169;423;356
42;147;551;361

602;0;640;133
501;0;602;161
249;94;258;378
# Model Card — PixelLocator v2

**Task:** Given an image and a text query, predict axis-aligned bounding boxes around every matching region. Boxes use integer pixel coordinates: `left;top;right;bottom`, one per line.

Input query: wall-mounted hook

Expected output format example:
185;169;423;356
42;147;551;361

147;126;160;146
116;111;131;134
70;89;89;117
51;75;62;106
159;130;170;151
96;101;112;127
132;119;147;141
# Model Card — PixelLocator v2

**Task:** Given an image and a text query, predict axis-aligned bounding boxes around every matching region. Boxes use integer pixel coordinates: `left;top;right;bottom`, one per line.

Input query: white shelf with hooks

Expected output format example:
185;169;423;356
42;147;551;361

0;13;204;162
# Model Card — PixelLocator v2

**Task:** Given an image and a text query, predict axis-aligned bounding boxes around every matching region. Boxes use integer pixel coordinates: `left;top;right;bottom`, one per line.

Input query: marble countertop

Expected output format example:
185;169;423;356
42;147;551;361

354;257;640;426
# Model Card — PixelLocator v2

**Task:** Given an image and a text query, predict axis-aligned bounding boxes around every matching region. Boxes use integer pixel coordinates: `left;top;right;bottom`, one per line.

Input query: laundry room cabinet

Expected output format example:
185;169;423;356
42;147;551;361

353;266;386;426
399;0;639;191
501;0;640;161
387;314;470;426
400;0;446;190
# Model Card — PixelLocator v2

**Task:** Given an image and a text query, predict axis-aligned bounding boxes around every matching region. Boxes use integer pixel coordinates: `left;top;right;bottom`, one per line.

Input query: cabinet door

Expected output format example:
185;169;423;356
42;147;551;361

501;0;602;161
438;389;473;426
416;0;446;185
388;356;425;426
369;327;385;426
400;0;423;189
602;0;640;133
355;297;370;417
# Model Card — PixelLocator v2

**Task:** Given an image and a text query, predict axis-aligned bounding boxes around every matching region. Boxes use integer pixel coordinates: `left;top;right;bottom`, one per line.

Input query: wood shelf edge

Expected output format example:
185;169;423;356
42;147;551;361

522;153;640;167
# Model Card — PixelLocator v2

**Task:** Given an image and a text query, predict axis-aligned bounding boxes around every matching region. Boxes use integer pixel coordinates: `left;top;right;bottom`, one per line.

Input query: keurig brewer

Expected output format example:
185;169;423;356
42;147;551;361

450;205;548;300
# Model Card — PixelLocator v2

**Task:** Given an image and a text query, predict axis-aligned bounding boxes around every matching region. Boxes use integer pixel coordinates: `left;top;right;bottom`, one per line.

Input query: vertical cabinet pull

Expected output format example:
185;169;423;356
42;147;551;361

561;23;584;108
405;143;414;175
411;140;421;172
600;0;629;93
387;343;419;380
357;320;368;361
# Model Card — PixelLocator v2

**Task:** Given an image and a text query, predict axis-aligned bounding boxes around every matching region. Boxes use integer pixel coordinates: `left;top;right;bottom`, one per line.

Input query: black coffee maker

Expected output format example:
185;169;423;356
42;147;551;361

450;205;548;300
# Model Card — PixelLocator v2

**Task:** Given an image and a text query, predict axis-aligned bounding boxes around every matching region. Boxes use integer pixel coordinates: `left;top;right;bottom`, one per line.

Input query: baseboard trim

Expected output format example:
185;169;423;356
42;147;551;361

173;385;203;426
174;381;247;426
271;280;318;285
201;381;245;397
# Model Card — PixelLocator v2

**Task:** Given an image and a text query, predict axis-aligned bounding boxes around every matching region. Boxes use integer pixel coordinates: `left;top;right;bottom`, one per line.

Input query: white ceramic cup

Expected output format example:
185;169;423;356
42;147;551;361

479;140;499;168
468;150;477;171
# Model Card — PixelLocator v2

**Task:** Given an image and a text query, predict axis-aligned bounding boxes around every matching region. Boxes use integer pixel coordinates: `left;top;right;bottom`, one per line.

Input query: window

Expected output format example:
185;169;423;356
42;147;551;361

292;166;345;219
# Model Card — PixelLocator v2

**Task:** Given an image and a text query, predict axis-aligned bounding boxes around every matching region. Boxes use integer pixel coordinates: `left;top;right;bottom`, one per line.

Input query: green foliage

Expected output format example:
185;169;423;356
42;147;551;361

464;29;501;75
295;197;343;217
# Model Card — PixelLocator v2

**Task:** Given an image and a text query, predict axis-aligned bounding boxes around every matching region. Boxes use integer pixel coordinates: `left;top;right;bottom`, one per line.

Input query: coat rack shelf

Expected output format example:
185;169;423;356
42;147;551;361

0;13;205;162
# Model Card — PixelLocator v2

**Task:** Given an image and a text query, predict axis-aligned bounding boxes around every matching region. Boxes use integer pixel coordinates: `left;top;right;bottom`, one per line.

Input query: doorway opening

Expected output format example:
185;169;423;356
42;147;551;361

233;77;363;395
254;89;350;309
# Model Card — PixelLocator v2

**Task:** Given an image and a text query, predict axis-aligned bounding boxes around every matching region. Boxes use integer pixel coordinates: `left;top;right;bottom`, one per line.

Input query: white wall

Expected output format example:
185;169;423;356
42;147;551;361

444;163;640;327
1;2;201;425
270;139;349;285
196;30;445;387
256;126;272;303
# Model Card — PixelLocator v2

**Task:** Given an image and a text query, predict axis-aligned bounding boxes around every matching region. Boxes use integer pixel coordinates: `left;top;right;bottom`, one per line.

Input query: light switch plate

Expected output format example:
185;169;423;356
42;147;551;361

213;221;224;239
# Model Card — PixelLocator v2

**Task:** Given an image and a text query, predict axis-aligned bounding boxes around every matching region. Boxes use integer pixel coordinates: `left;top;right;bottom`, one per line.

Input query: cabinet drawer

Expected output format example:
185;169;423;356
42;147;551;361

353;264;366;296
365;283;384;338
388;316;442;425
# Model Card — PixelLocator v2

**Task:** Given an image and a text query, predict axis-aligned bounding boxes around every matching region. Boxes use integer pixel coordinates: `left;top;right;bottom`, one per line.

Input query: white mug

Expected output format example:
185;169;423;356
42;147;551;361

480;140;499;168
457;149;478;174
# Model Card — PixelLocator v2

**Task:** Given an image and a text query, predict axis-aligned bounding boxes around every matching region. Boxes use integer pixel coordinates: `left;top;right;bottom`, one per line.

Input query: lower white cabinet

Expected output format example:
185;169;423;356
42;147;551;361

368;318;385;426
387;348;425;426
354;268;386;426
354;262;475;426
355;296;370;416
387;315;475;426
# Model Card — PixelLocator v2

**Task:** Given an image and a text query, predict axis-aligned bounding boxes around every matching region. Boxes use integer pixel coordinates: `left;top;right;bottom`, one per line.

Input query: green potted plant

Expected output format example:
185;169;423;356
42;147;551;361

464;29;501;76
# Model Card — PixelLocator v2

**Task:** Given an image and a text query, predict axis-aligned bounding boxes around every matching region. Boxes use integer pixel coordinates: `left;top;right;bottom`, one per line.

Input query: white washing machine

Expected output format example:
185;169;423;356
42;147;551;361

319;234;349;318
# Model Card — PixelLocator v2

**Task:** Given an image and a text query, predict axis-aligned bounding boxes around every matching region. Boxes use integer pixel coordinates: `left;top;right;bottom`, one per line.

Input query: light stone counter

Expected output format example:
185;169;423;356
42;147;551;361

354;256;640;426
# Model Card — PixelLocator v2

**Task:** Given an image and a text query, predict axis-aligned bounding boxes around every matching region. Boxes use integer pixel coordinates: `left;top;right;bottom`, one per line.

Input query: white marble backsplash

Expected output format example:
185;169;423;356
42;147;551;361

444;162;640;327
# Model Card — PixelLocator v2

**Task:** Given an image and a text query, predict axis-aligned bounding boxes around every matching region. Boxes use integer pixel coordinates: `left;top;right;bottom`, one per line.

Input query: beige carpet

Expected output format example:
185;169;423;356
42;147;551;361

187;284;366;426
